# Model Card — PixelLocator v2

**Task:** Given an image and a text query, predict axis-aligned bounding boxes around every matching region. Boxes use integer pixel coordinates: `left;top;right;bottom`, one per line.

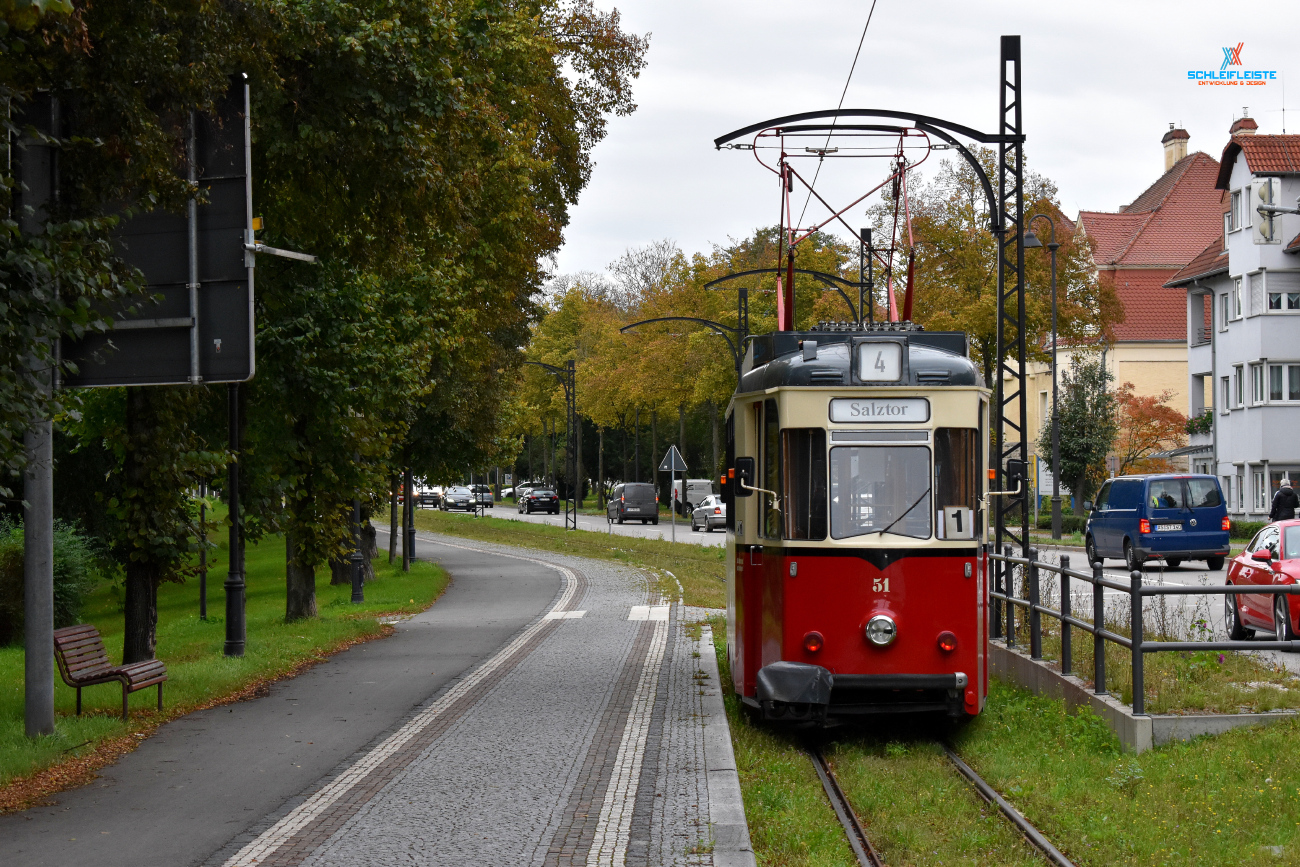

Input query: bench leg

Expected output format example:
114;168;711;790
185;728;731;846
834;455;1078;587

76;687;82;716
157;682;163;712
122;684;129;722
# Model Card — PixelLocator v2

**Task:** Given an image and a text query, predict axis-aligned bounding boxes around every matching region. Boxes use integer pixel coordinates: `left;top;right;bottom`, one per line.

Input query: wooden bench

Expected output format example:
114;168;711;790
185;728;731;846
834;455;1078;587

53;624;168;721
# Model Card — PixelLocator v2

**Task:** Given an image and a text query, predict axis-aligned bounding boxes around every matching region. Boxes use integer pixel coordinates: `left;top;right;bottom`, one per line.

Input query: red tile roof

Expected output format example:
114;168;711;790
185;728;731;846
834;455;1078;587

1164;238;1229;286
1079;152;1224;267
1216;134;1300;187
1108;270;1186;341
1287;232;1300;254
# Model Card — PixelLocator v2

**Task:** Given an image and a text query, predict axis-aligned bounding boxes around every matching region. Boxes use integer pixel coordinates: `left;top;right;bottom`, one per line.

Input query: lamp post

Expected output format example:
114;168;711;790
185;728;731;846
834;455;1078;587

1024;215;1062;540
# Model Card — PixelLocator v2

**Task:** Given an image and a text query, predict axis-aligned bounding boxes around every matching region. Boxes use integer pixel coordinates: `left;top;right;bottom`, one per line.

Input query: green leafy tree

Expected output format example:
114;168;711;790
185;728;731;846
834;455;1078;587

1040;352;1116;505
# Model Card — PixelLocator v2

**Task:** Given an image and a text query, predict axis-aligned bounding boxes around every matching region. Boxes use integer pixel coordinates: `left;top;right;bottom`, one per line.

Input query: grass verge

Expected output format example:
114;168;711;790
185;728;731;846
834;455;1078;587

0;533;447;810
707;616;854;866
413;509;727;608
711;616;1300;865
953;680;1300;866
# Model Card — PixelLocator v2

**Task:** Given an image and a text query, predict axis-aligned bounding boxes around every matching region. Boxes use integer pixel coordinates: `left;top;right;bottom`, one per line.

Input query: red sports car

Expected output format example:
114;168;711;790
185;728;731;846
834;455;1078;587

1225;519;1300;644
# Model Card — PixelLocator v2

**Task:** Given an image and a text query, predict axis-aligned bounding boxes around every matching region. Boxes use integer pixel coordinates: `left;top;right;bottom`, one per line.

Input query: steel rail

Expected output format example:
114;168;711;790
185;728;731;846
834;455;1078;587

943;748;1076;867
808;745;885;867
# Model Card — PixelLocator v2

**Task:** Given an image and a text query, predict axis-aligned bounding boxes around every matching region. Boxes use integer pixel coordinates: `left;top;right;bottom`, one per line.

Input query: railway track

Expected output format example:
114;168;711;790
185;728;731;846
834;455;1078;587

808;742;1075;867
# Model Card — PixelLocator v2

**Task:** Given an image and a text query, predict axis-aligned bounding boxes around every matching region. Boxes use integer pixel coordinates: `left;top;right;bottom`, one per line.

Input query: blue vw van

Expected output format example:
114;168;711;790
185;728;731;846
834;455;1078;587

1084;474;1230;571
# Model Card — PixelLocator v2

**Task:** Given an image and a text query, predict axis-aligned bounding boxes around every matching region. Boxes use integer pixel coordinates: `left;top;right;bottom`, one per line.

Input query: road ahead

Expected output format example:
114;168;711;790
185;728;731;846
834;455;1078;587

429;503;728;548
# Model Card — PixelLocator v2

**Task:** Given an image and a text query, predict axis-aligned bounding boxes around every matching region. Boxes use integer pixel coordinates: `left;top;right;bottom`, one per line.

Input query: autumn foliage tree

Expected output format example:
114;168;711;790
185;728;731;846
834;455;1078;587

1113;383;1187;475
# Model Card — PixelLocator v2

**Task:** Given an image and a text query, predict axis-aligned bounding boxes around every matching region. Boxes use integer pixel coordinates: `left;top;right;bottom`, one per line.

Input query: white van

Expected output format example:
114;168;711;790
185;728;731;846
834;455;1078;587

672;478;717;516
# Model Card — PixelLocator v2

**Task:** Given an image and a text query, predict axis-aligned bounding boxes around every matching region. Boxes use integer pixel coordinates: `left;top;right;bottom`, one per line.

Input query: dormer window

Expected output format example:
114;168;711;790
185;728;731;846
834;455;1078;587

1230;190;1242;231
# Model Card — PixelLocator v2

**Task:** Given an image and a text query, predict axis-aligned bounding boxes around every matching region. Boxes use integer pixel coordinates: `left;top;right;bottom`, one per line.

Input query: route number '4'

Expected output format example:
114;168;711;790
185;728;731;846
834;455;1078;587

872;577;890;593
857;342;902;382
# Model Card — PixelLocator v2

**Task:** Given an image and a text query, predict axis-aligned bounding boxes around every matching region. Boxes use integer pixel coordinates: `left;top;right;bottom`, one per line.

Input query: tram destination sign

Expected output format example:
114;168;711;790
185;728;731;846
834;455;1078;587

829;397;929;423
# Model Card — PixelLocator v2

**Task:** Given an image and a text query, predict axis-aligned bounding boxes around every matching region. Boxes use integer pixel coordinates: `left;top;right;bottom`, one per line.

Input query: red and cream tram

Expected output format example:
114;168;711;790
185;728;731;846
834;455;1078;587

721;323;990;722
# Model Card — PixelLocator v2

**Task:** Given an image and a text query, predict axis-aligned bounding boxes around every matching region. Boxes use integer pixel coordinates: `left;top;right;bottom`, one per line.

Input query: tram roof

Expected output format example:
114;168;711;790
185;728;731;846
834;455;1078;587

739;322;984;392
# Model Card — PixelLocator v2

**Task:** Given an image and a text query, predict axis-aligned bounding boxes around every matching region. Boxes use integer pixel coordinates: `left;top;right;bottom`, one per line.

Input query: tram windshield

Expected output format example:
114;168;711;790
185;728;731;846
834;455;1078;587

829;446;931;539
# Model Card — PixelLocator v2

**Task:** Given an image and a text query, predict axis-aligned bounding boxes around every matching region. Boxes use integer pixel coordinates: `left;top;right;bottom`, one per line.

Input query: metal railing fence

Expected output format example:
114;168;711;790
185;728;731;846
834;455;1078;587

988;547;1300;715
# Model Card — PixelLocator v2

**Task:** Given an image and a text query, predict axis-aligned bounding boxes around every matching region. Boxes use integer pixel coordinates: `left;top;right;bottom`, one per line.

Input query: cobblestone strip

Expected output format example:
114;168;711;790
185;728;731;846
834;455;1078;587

222;543;584;867
545;621;655;866
587;616;670;866
623;605;676;867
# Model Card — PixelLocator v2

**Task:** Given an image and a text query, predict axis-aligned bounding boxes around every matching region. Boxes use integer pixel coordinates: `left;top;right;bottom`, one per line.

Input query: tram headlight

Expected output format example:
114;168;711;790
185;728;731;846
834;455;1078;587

864;614;897;647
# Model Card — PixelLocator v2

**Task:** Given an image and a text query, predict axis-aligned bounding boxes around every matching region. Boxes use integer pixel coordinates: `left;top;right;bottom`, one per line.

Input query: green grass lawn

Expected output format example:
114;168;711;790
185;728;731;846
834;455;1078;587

0;532;447;800
711;618;1300;866
414;509;727;608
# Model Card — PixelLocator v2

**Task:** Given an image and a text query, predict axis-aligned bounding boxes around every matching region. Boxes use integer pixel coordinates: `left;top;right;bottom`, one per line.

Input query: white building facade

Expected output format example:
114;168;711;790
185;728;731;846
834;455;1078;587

1170;123;1300;520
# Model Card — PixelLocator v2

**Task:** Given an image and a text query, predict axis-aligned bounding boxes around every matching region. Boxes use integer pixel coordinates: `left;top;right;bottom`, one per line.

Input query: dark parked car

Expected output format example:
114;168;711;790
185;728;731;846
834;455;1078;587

1084;474;1230;571
518;489;560;514
469;484;494;508
607;482;659;525
440;486;474;511
419;487;442;508
1225;519;1300;645
690;495;726;533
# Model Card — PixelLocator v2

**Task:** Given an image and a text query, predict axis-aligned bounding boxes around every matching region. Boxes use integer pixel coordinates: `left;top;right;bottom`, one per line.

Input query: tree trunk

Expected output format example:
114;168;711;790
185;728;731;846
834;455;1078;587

122;387;158;664
651;410;658;500
679;404;687;470
388;473;398;563
575;415;584;506
597;427;605;508
285;526;318;621
711;400;719;480
361;519;377;582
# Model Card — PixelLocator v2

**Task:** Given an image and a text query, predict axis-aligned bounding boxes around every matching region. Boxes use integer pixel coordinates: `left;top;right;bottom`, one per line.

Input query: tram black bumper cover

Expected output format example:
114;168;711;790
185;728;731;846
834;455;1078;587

757;661;833;705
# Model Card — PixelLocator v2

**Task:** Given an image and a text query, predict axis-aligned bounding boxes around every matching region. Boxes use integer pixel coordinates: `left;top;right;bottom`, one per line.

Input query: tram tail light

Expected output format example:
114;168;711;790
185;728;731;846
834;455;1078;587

1222;517;1232;531
1139;518;1151;534
803;631;824;653
937;631;958;653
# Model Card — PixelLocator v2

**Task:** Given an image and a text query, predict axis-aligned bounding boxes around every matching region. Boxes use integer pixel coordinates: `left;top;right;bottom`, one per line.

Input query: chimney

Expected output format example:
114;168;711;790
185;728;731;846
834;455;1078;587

1230;108;1258;136
1161;123;1189;172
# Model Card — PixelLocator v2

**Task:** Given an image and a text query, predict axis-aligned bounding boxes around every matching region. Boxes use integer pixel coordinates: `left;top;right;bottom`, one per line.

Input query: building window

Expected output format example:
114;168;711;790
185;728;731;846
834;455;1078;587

1252;364;1265;404
1221;375;1231;412
1268;291;1300;311
1234;366;1244;407
1231;190;1242;230
1236;471;1245;511
1224;211;1233;242
1223;476;1234;511
1220;294;1229;330
1233;279;1243;319
1257;363;1300;403
1255;471;1268;512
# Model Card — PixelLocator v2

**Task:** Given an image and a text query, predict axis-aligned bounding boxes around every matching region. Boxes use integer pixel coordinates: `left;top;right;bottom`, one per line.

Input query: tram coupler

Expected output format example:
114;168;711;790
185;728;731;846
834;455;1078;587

757;661;832;723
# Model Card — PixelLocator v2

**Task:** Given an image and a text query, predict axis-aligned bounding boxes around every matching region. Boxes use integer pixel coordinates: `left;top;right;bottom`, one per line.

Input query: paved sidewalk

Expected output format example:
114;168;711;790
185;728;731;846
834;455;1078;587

3;531;752;867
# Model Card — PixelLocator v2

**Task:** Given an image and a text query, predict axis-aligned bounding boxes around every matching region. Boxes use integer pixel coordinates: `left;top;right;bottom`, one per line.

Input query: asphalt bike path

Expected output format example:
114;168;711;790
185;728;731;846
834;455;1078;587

1;530;748;866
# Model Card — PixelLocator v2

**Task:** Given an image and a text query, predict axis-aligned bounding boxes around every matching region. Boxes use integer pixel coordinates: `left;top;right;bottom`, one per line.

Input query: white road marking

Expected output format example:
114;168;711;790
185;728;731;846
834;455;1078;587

222;540;579;866
627;605;670;621
544;610;587;620
587;615;670;866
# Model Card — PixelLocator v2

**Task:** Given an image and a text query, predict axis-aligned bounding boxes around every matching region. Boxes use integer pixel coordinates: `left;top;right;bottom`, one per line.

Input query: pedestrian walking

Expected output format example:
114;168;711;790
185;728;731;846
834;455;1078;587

1270;478;1300;521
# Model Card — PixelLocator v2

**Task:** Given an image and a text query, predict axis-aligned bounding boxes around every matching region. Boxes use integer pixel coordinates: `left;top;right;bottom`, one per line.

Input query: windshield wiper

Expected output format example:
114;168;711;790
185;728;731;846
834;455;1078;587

871;489;931;537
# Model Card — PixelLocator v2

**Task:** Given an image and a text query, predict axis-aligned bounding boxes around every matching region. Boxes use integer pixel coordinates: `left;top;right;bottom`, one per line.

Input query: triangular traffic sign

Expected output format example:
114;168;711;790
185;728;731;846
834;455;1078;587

659;445;688;473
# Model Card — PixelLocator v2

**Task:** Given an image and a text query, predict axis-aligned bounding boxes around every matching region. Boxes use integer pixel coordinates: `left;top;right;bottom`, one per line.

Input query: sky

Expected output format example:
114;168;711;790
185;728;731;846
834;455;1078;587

551;0;1300;276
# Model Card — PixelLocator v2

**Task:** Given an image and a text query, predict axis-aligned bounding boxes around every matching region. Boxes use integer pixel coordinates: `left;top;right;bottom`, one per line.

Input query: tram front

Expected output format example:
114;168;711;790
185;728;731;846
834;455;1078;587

723;323;991;723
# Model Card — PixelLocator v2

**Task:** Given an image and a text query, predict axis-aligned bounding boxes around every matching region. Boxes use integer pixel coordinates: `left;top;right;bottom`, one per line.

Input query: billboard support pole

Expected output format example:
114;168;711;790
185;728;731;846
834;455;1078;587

224;382;246;657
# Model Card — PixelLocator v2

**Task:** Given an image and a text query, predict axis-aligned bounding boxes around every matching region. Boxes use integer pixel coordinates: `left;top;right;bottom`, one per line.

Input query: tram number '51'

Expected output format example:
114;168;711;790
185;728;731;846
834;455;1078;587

872;577;890;593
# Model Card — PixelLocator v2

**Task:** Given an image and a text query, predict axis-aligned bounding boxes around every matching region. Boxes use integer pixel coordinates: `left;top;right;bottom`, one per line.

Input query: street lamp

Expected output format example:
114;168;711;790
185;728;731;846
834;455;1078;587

1024;215;1062;540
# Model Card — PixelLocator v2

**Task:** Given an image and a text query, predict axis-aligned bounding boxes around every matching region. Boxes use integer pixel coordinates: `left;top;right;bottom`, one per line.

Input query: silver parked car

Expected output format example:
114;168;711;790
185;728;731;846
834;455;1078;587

690;495;726;533
469;484;494;508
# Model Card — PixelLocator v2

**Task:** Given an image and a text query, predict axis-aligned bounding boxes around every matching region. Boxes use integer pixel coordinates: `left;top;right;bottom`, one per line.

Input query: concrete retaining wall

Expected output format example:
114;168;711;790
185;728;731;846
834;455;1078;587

989;640;1298;753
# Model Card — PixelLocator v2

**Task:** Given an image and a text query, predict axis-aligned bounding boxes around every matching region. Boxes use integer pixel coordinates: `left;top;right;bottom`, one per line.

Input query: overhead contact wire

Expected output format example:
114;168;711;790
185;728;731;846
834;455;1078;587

794;0;879;233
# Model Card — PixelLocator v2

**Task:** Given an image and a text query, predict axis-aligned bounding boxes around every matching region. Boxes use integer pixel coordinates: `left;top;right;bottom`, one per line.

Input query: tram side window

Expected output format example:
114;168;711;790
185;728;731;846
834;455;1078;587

763;399;781;538
829;446;931;540
782;429;827;540
934;429;979;533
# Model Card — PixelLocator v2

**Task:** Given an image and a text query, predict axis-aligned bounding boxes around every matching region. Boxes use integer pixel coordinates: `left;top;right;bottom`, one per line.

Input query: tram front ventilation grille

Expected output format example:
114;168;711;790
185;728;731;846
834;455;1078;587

808;369;844;384
915;370;951;384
